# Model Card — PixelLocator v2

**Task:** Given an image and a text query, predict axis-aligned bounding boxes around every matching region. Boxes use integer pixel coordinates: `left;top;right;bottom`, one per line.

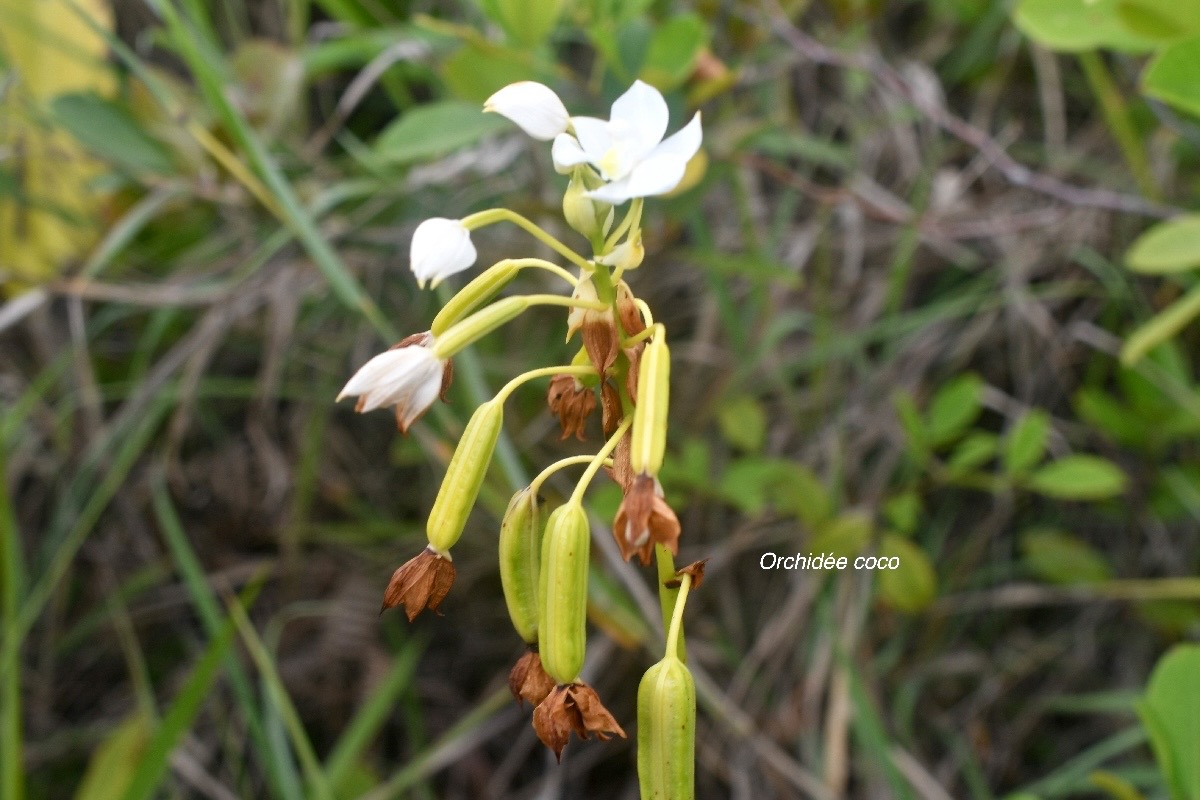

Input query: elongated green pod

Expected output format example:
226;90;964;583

637;655;696;800
432;296;528;358
631;334;669;475
499;488;542;643
426;401;503;552
431;260;521;336
537;502;590;685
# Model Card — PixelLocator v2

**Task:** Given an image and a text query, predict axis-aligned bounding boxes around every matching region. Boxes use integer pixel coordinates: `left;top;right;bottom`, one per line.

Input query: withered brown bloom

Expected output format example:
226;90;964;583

600;381;622;437
509;647;556;707
613;474;681;565
615;281;647;339
624;340;644;403
380;546;456;621
547;374;596;440
532;682;626;761
605;432;634;491
567;282;620;376
665;559;708;590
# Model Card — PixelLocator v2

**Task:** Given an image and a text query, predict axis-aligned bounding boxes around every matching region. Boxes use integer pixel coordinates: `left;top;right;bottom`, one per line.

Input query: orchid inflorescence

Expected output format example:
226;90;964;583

338;79;704;795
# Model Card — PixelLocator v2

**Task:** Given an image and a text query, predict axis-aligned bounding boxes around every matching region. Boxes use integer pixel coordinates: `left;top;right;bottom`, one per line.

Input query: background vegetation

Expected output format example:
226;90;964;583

2;0;1200;798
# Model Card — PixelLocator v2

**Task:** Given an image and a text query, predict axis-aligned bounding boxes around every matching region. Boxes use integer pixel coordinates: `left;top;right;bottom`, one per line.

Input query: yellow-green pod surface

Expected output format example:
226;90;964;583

426;401;503;552
499;488;541;643
432;296;528;359
637;655;695;800
537;502;590;685
631;335;670;475
431;260;521;337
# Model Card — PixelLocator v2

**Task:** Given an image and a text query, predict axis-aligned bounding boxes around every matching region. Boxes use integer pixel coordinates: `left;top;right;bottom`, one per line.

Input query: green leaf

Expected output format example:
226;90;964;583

1074;388;1146;446
810;511;872;560
876;534;937;613
375;101;511;164
926;374;984;447
946;431;998;474
1126;215;1200;274
1116;0;1200;41
883;492;921;536
893;391;928;457
638;13;709;90
1013;0;1158;52
717;457;808;516
717;394;767;452
1027;456;1127;500
51;92;175;175
1143;36;1200;119
1137;645;1200;800
1020;527;1113;586
74;715;149;800
493;0;566;46
441;44;546;103
1004;410;1051;474
1121;284;1200;366
770;463;832;528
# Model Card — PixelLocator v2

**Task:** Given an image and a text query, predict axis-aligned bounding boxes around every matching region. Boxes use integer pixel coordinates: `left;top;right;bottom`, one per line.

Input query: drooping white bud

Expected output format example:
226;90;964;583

484;81;570;141
410;218;477;288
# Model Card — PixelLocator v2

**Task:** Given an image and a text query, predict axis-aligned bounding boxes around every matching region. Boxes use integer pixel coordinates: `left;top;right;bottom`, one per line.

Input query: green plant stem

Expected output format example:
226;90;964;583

603;198;643;253
1078;51;1159;202
655;545;684;662
0;449;23;800
494;365;597;405
460;209;593;271
524;294;609;312
664;574;691;657
569;418;633;505
528;455;610;500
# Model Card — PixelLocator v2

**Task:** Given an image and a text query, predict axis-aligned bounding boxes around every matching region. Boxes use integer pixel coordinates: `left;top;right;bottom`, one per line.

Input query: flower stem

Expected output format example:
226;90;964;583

602;198;643;254
665;572;691;658
512;258;579;286
461;208;593;271
656;544;684;661
524;294;609;312
528;455;614;500
569;418;633;505
494;365;596;406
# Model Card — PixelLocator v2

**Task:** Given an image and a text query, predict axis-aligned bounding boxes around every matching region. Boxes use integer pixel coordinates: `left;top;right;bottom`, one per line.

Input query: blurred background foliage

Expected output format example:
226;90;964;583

2;0;1200;798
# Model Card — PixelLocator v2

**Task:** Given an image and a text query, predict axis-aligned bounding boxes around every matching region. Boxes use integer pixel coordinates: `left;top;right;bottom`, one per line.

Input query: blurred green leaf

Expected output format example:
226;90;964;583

1137;645;1200;800
810;511;872;559
1004;410;1051;474
1013;0;1157;52
926;374;984;447
51;92;174;175
1075;388;1146;446
893;391;928;458
230;39;304;138
442;44;545;103
773;463;832;529
375;101;510;164
639;13;709;90
743;128;856;169
717;394;767;452
1116;0;1200;41
883;492;921;536
1027;456;1126;500
946;431;997;474
1126;215;1200;274
74;715;148;800
1121;284;1200;365
1088;769;1147;800
876;534;937;613
494;0;566;46
1020;528;1113;586
1143;37;1200;118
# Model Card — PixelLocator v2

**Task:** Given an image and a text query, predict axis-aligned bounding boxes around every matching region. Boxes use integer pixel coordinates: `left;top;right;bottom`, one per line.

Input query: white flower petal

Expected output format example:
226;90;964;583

584;176;637;205
483;81;569;141
608;80;668;159
645;111;702;165
570;116;614;165
337;349;411;401
395;368;443;430
551;133;589;174
410;218;477;288
623;153;689;198
338;345;444;422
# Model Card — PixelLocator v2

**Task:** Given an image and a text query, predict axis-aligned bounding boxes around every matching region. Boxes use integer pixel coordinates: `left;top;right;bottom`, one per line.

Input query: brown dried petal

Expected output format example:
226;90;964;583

547;374;596;441
582;317;620;376
380;547;456;621
605;432;634;491
391;331;434;350
532;682;626;760
666;558;709;590
615;282;646;337
509;649;556;707
613;474;681;565
624;341;645;403
600;381;622;437
438;358;454;402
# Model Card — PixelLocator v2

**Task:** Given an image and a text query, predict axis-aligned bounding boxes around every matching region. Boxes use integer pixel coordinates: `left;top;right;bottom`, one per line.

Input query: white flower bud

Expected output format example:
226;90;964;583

410;218;477;289
484;81;570;141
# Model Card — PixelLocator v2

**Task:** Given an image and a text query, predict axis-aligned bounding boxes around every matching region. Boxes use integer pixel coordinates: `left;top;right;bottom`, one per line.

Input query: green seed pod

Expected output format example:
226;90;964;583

499;488;542;643
431;260;521;337
537;502;590;685
637;655;696;800
426;400;504;552
432;296;529;359
631;334;669;475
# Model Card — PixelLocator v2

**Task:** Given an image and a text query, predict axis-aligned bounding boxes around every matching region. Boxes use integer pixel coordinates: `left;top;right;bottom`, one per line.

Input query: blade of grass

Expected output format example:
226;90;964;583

151;477;299;799
228;600;335;800
1;448;24;800
323;636;422;792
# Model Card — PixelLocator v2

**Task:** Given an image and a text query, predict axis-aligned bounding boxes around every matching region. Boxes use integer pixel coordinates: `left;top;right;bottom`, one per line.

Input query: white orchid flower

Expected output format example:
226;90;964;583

337;332;451;432
483;81;571;141
410;218;477;288
550;80;702;205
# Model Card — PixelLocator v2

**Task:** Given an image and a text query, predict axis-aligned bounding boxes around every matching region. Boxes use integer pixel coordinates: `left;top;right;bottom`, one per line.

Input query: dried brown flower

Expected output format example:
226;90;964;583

600;380;622;436
509;648;556;707
605;432;634;491
665;559;708;590
547;374;596;441
380;547;456;621
615;281;646;338
624;340;645;403
613;474;681;565
532;682;626;760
